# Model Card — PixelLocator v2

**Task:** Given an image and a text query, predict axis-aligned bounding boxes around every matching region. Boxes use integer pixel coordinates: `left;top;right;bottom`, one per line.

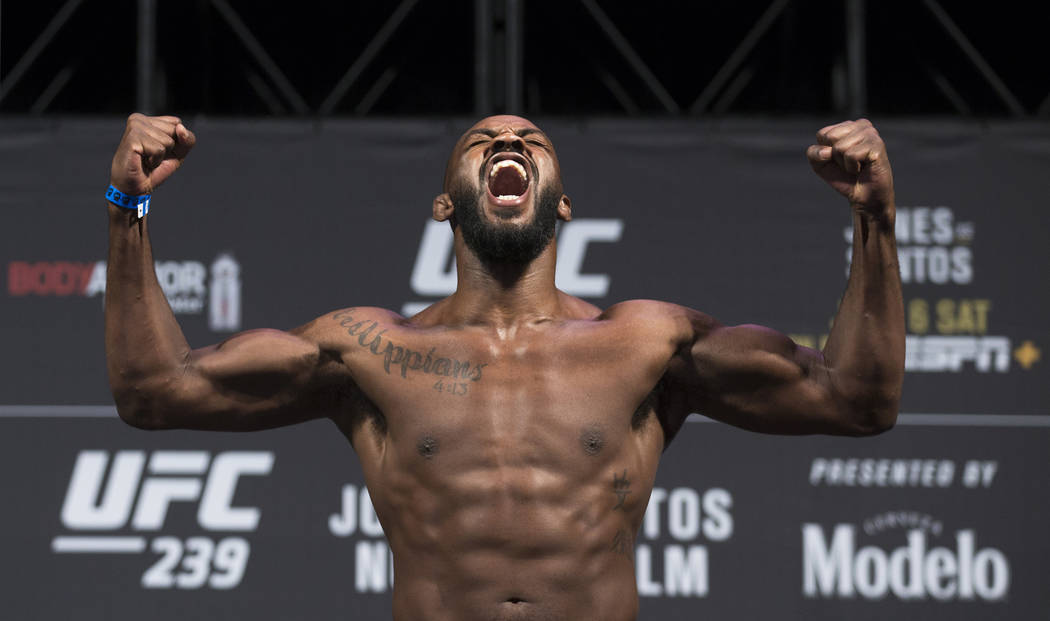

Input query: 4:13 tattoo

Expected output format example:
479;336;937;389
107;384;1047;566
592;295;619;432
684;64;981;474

433;380;468;396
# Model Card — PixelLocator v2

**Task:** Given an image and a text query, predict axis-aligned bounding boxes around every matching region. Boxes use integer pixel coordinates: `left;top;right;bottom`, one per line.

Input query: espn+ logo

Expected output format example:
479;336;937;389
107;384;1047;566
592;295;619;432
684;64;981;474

54;450;273;590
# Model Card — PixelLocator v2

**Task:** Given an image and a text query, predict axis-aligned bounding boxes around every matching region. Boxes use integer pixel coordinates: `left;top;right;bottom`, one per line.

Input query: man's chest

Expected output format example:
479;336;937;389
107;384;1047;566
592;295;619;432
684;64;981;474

349;322;660;409
329;313;674;456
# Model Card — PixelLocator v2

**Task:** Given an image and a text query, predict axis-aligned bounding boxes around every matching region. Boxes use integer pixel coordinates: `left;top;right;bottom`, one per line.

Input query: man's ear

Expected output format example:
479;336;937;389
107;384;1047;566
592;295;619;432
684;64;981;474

557;194;572;222
433;193;454;222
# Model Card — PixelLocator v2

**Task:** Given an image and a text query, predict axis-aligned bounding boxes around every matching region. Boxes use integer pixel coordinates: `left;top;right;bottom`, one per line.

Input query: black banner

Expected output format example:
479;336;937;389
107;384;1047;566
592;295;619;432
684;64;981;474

1;118;1046;619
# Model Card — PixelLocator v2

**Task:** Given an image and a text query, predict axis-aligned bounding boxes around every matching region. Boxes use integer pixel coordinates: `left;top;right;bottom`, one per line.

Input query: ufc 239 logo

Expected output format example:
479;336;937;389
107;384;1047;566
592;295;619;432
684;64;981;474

403;218;624;315
53;450;273;590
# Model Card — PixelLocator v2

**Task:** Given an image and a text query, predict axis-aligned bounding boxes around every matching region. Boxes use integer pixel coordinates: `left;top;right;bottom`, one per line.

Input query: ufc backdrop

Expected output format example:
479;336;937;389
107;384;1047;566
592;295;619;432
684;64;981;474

1;117;1047;620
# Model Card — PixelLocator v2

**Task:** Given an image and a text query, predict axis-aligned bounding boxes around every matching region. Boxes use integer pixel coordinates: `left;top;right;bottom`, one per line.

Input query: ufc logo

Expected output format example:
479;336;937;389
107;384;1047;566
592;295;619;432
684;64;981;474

60;450;274;532
404;218;623;315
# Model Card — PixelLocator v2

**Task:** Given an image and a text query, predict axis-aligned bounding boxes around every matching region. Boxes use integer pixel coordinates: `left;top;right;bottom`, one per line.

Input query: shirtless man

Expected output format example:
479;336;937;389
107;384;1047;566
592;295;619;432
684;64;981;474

105;113;903;620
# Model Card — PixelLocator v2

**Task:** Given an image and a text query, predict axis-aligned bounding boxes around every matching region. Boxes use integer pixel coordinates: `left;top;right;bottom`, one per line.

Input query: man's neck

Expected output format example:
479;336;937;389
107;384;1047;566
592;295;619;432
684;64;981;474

443;237;562;332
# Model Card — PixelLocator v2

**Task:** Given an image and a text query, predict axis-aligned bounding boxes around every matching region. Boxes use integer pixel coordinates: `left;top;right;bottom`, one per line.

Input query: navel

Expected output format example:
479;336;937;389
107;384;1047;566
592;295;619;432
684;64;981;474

416;434;439;459
579;425;605;456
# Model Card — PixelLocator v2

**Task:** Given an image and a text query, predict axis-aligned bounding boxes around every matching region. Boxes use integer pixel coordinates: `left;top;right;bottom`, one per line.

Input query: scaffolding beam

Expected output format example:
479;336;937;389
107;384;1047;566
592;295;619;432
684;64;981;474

474;0;492;114
320;0;417;115
0;0;83;105
137;0;156;113
211;0;309;114
1038;92;1050;117
579;0;678;114
922;0;1024;117
355;67;397;115
505;0;523;114
845;0;866;118
30;64;74;114
690;0;788;114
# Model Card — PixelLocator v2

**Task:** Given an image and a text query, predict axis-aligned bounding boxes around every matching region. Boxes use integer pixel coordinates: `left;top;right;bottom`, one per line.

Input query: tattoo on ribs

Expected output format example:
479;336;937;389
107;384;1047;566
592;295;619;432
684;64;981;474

332;310;487;385
612;470;631;510
610;529;633;557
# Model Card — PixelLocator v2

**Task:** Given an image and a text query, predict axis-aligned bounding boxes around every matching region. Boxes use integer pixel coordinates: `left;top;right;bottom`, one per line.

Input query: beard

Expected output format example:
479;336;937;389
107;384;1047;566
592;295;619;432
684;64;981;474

448;177;561;267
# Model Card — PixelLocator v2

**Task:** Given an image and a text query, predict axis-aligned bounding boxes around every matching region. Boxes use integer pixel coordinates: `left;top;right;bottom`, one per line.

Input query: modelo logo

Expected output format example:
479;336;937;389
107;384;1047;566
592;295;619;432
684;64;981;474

53;450;273;590
802;524;1009;601
402;219;623;315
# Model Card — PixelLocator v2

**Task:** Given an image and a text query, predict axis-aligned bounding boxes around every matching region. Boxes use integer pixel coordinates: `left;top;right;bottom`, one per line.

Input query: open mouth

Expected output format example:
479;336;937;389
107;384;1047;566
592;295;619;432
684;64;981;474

485;154;531;204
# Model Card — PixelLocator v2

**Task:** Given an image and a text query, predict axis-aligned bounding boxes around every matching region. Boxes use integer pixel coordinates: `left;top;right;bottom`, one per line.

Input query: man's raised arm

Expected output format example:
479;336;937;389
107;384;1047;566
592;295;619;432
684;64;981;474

105;114;347;431
670;119;904;436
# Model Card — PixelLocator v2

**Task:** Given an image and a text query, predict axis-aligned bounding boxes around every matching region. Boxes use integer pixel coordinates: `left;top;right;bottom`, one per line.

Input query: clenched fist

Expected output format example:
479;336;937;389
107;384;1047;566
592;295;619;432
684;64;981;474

806;119;894;218
110;113;196;196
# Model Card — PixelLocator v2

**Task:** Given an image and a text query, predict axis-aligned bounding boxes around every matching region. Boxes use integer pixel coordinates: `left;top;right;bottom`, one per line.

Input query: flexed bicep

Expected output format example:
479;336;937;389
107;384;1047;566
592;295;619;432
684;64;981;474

674;321;878;436
116;324;350;431
665;120;902;437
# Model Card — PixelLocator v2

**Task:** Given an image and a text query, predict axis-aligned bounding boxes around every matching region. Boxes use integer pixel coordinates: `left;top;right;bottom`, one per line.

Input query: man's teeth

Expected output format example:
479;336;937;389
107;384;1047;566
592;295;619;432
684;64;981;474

490;159;527;181
497;194;519;200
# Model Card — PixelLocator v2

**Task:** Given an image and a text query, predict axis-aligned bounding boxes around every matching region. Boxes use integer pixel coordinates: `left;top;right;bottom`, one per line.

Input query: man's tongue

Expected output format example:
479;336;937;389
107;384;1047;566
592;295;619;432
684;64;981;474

488;161;528;199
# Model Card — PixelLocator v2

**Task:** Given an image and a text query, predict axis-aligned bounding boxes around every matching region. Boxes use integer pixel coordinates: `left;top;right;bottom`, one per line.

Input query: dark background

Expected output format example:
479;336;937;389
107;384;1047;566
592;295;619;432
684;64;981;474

1;0;1045;117
1;2;1047;620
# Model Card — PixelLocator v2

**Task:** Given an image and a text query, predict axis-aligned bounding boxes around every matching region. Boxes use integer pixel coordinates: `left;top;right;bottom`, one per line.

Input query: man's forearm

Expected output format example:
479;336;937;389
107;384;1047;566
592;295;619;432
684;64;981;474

822;207;905;430
104;114;197;424
104;205;192;419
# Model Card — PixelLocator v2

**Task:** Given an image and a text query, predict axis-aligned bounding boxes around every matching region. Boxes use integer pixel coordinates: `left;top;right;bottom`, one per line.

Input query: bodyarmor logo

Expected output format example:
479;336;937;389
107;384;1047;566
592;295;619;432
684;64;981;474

209;254;241;332
53;450;273;590
402;219;624;315
802;523;1009;601
7;254;242;332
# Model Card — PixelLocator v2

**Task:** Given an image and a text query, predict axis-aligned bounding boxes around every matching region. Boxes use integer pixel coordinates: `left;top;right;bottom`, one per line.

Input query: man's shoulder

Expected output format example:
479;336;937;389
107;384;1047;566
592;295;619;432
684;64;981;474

291;306;405;345
599;299;714;327
597;300;725;351
555;295;692;323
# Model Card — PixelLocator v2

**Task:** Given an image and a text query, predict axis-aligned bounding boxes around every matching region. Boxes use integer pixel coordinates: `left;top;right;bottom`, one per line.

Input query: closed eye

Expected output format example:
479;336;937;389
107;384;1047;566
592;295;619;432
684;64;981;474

468;140;488;148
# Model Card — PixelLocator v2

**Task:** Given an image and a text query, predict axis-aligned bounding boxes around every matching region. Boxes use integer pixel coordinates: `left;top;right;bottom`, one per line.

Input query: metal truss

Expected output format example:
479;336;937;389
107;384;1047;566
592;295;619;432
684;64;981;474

0;0;1043;117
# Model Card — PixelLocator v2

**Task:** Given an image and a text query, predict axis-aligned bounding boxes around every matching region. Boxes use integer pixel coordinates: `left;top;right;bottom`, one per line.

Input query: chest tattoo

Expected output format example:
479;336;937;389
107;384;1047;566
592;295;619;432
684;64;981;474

332;310;489;383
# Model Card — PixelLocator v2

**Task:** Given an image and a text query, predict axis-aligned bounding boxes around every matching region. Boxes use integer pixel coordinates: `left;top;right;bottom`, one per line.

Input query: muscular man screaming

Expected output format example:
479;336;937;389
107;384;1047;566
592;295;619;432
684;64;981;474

105;114;904;621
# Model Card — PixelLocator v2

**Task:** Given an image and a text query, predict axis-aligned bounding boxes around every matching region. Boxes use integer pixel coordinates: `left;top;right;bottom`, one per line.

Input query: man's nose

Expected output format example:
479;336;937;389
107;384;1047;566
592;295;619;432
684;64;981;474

491;132;525;152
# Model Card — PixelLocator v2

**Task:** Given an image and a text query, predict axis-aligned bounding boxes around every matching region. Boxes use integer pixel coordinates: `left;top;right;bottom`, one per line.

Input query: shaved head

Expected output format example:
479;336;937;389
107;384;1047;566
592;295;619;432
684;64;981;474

444;115;556;192
440;115;568;266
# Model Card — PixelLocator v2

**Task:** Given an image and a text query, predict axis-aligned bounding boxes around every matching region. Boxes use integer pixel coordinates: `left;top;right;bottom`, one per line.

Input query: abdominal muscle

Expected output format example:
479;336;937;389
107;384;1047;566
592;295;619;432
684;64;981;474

375;459;648;621
336;310;669;621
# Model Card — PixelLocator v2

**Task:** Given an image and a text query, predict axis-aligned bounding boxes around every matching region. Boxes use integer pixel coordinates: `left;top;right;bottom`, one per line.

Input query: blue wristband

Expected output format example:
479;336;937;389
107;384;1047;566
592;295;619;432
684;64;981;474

106;184;151;218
